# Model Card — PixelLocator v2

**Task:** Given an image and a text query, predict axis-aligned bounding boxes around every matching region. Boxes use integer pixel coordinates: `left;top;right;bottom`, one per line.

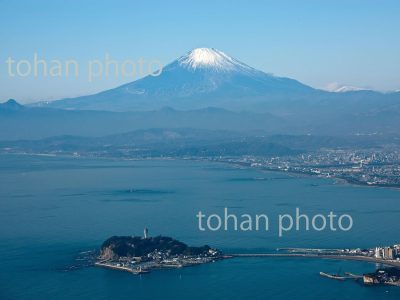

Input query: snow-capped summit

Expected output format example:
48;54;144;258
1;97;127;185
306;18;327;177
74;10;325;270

178;48;252;72
326;82;371;93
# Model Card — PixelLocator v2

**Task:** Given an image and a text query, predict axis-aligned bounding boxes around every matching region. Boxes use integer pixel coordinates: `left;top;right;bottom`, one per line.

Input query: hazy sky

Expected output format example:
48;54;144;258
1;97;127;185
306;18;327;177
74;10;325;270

1;0;399;103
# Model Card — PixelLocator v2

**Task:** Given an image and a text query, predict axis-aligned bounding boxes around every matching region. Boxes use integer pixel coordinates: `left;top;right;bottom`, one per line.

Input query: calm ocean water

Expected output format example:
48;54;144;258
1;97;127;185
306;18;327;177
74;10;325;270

0;154;399;299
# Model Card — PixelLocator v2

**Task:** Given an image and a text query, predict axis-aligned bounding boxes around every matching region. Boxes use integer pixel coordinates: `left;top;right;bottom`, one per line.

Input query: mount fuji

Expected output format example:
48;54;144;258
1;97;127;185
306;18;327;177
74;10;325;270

17;48;400;138
34;48;317;112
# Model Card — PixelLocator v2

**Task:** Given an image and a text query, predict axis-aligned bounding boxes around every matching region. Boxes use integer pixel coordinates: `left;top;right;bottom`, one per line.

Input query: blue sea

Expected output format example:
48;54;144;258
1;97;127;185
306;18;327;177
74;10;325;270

0;154;399;299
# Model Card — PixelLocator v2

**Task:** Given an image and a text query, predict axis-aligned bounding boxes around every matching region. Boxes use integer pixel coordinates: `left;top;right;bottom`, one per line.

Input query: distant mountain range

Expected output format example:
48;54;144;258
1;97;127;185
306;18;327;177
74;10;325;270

1;128;301;157
0;100;283;140
2;98;400;141
1;48;400;140
2;127;398;158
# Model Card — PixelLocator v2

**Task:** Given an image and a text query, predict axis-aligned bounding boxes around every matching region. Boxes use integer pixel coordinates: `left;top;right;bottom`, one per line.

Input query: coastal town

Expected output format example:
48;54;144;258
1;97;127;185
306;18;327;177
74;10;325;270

3;143;400;188
283;243;400;261
214;148;400;188
278;244;400;286
94;228;400;287
95;229;225;275
94;230;399;286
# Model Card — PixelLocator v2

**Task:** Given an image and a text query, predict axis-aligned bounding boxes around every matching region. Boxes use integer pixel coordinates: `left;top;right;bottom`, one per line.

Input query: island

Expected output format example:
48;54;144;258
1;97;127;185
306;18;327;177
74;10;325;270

95;230;225;274
363;268;400;286
94;231;399;287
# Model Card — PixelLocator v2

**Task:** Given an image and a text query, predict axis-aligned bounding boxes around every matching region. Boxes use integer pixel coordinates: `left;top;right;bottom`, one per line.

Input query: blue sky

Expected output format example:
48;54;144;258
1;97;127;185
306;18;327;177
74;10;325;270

1;0;399;103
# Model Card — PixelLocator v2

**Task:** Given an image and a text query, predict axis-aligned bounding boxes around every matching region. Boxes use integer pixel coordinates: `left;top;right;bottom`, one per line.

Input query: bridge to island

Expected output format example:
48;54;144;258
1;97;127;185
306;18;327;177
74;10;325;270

228;253;400;268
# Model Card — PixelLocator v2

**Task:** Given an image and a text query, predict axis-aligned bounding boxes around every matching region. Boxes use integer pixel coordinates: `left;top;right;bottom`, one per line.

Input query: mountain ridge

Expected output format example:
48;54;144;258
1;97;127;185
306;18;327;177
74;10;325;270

3;48;399;139
30;48;317;111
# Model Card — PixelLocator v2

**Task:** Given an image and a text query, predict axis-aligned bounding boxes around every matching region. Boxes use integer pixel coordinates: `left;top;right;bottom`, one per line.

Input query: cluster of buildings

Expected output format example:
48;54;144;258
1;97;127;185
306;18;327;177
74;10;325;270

215;148;400;187
374;245;400;260
341;244;400;261
97;247;223;275
96;229;224;275
363;268;400;286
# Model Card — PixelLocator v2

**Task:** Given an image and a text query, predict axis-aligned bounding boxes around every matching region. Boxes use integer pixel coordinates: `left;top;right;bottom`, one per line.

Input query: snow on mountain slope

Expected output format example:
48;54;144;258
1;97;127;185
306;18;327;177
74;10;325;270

325;82;371;93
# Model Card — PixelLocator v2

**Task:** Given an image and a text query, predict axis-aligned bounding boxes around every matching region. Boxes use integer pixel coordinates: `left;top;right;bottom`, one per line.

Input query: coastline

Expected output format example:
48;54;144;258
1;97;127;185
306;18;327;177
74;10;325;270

217;159;400;190
2;152;399;190
230;253;400;268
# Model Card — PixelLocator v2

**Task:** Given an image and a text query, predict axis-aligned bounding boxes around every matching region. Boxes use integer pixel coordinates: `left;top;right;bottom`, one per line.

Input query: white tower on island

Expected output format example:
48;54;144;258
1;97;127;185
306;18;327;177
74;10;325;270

144;227;149;239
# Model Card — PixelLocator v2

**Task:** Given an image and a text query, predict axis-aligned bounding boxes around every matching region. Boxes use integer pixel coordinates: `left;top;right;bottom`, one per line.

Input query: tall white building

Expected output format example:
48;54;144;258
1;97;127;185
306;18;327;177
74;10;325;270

375;247;382;258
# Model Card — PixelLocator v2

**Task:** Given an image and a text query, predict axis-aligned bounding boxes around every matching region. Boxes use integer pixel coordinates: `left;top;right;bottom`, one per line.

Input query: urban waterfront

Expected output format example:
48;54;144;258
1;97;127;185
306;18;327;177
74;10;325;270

0;155;399;299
